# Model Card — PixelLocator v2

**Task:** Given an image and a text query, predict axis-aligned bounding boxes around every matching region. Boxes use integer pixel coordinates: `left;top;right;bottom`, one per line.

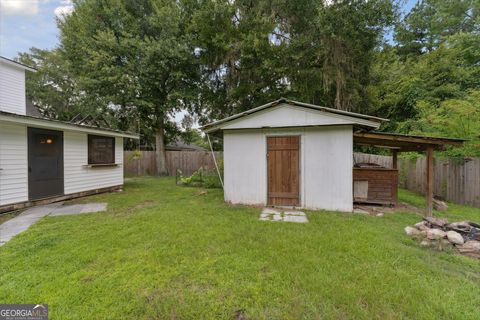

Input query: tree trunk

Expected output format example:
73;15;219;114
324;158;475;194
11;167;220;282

155;122;168;176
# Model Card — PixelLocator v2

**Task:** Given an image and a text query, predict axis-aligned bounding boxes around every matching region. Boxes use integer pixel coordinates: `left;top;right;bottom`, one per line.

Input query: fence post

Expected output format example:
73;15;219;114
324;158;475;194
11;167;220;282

425;147;434;216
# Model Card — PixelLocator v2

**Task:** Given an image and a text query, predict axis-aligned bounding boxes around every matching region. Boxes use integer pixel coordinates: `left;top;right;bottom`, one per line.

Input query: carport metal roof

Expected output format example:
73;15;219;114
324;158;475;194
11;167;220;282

353;131;465;152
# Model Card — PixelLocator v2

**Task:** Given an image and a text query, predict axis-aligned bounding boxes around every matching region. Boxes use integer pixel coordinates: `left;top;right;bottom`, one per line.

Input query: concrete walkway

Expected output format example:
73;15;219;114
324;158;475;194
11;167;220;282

0;202;107;246
259;208;308;223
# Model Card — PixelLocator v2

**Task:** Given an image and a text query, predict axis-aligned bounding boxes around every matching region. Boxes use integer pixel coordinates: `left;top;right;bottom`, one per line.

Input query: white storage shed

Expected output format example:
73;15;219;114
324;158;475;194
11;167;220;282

202;99;386;212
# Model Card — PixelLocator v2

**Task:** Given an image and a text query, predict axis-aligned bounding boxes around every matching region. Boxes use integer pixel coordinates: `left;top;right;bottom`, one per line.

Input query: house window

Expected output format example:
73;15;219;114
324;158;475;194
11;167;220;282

88;135;115;164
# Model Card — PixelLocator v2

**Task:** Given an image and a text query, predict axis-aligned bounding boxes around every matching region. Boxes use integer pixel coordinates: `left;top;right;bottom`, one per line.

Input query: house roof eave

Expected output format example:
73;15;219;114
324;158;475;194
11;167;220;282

0;56;37;72
0;111;139;139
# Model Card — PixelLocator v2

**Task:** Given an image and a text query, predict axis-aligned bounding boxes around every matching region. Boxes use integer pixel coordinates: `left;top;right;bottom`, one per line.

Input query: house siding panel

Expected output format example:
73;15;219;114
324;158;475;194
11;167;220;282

0;122;28;205
64;131;123;194
0;63;26;115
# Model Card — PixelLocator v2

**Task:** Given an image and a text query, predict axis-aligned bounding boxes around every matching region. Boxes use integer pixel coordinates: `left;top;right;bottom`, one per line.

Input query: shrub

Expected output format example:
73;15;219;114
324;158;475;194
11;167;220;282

178;167;223;189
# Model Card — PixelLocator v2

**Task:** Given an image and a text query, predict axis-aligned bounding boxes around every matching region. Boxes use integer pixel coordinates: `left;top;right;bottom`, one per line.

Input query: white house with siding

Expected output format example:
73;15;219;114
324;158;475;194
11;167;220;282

0;56;138;213
202;99;387;212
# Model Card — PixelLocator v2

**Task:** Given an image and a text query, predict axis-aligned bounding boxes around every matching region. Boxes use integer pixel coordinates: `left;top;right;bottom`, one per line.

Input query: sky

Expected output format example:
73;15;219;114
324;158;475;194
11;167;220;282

0;0;73;58
0;0;419;60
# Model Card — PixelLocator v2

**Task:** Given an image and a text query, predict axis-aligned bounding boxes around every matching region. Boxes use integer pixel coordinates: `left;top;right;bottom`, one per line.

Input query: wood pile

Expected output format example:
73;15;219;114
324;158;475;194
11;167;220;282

405;217;480;258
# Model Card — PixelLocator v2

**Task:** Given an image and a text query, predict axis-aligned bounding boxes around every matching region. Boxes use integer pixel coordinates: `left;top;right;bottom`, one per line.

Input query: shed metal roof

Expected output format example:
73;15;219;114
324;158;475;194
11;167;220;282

201;98;387;133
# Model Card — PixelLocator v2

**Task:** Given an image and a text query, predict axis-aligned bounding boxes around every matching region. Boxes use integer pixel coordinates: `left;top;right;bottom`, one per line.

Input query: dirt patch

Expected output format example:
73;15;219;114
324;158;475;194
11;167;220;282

80;276;94;283
354;202;424;216
233;309;248;320
133;200;158;210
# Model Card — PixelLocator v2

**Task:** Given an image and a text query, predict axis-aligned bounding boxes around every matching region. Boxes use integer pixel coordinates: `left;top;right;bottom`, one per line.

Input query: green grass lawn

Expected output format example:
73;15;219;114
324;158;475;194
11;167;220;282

399;188;480;222
1;178;479;319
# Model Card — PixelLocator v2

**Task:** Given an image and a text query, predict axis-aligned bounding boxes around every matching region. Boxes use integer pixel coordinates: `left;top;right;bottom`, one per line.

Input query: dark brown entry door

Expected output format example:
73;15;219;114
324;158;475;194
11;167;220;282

28;127;64;200
267;136;300;206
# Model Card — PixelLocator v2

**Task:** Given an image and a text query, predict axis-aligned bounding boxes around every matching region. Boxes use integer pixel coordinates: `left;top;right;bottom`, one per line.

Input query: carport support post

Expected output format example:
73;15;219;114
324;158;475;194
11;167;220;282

425;146;434;217
392;150;398;169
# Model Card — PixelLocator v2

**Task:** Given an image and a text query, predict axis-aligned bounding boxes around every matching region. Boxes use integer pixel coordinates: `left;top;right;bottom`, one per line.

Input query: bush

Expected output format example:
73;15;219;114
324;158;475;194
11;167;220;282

178;167;223;189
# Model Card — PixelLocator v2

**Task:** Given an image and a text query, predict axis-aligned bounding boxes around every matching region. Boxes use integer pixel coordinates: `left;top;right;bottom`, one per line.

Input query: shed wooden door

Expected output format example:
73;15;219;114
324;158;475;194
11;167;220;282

267;136;300;206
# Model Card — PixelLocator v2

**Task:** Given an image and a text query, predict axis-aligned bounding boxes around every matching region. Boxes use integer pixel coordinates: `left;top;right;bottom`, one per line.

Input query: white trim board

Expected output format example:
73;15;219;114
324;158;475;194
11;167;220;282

0;114;138;139
0;57;36;72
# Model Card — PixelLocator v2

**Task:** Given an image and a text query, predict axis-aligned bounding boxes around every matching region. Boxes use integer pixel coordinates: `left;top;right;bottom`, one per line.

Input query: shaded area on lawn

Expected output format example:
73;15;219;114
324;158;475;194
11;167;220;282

1;178;479;319
399;188;480;222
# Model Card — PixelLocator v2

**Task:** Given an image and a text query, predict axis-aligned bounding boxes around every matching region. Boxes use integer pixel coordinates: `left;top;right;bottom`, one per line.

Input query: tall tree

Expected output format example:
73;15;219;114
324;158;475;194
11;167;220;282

17;48;94;120
59;0;199;175
190;0;293;123
395;0;479;57
312;0;397;111
192;0;396;124
371;32;480;122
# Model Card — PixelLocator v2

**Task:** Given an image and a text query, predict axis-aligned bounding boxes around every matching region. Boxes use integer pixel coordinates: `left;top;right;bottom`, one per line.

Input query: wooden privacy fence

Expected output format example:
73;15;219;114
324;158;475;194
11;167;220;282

125;151;480;208
354;152;480;208
124;151;222;177
399;157;480;208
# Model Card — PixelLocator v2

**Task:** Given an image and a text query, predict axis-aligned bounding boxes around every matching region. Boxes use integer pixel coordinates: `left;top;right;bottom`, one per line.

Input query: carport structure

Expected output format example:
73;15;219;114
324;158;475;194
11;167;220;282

353;131;466;216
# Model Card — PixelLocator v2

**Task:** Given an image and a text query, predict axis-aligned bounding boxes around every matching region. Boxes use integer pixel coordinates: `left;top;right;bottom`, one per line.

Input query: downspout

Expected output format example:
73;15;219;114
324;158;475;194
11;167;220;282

207;133;224;189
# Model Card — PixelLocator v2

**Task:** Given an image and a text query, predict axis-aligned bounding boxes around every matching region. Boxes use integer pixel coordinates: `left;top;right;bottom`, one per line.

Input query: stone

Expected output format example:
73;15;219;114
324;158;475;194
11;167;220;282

259;208;308;223
414;221;429;231
424;216;448;228
353;209;369;215
272;213;282;221
283;211;306;216
426;228;447;240
456;240;480;258
376;213;384;217
405;226;420;236
262;208;280;215
447;221;471;233
420;239;431;247
433;198;448;211
438;239;453;250
446;231;464;245
283;215;308;223
259;213;270;220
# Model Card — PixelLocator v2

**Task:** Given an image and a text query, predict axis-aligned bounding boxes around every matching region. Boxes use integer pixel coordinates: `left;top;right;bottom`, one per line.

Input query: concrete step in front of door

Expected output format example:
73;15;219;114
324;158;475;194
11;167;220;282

259;208;308;223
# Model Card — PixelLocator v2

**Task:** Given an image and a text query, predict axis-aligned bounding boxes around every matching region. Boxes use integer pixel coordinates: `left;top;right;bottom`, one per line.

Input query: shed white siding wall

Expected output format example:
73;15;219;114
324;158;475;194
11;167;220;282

223;125;353;212
64;131;123;194
0;122;28;205
0;63;26;115
224;130;266;205
303;126;353;211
